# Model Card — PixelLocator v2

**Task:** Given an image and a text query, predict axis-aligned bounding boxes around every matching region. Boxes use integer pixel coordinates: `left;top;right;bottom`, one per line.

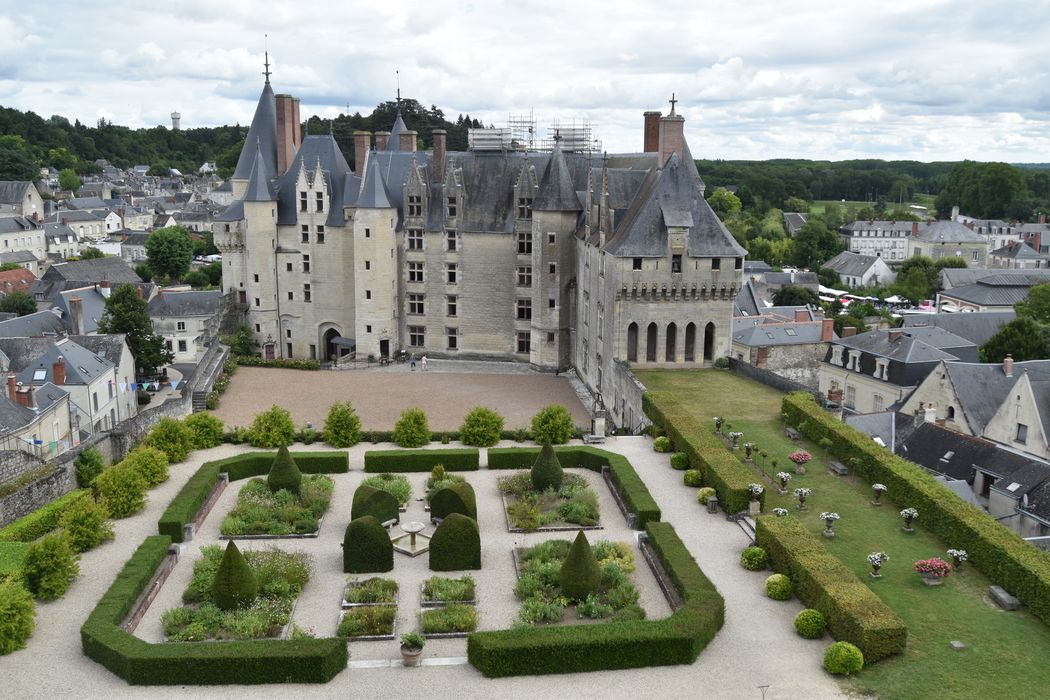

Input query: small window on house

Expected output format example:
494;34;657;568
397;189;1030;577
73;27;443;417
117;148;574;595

785;328;797;336
407;229;424;250
254;298;260;307
1017;423;1028;444
316;192;324;212
517;266;532;287
517;232;532;254
972;249;979;261
517;330;531;353
287;342;293;357
546;332;555;343
302;255;310;273
408;325;425;347
947;406;955;420
309;344;316;359
366;325;372;333
365;260;371;270
301;225;309;243
253;273;259;283
671;254;682;273
408;293;425;315
286;329;292;339
517;197;532;219
176;321;186;331
447;264;458;284
446;327;458;350
299;191;308;212
446;230;457;251
408;262;424;283
712;258;721;270
317;225;325;244
407;195;422;217
447;295;457;316
365;290;372;300
549;263;556;274
736;257;743;270
255;324;260;332
303;284;311;302
447;197;456;218
365;228;371;238
516;299;532;320
549;298;556;308
286;262;293;272
548;232;556;245
633;257;642;270
287;291;294;301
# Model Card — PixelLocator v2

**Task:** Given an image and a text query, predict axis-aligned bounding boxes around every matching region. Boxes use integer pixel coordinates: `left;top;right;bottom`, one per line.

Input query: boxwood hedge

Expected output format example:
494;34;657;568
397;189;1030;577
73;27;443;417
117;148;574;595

363;448;479;473
487;446;660;528
467;521;723;676
80;535;347;684
755;514;906;661
0;490;92;542
783;390;1050;626
157;451;348;543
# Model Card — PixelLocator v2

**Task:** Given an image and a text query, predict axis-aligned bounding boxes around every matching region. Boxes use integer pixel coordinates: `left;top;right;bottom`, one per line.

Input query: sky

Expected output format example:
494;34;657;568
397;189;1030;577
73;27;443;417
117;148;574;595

2;0;1050;162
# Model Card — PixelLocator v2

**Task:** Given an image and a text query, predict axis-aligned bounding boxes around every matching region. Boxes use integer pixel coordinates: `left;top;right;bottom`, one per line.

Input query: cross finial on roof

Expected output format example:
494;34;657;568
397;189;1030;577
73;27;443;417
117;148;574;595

668;92;677;115
263;35;271;83
552;129;562;143
396;69;401;113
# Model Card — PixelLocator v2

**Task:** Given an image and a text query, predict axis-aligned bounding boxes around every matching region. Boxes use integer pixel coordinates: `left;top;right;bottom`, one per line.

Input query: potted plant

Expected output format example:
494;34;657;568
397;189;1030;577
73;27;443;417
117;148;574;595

872;483;887;506
399;632;426;666
947;549;968;569
776;471;792;490
819;512;840;537
713;417;724;434
868;551;889;578
789;450;811;475
772;507;789;517
900;507;918;532
914;557;952;585
728;431;743;449
744;442;754;460
794;487;812;510
748;483;764;501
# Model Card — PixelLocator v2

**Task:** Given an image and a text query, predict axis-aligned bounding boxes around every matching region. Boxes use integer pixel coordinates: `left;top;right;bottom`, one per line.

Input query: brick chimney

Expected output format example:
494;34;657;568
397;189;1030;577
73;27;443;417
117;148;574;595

13;382;29;408
1004;353;1014;377
353;131;371;173
431;129;447;181
135;286;144;299
794;308;808;322
643;111;662;153
274;94;302;176
658;111;685;166
99;278;111;298
52;356;65;386
375;131;390;151
68;296;85;335
912;222;919;237
6;372;15;402
888;329;902;342
821;318;834;342
399;130;418;153
841;326;857;338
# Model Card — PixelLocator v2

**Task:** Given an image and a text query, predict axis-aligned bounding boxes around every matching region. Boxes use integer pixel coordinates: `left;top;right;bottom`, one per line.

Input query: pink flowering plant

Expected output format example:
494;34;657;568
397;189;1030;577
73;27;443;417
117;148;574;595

914;557;953;578
788;450;812;465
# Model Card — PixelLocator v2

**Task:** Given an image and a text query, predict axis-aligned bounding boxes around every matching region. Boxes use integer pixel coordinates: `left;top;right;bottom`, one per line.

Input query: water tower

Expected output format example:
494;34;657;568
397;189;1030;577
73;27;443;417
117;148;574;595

171;111;181;130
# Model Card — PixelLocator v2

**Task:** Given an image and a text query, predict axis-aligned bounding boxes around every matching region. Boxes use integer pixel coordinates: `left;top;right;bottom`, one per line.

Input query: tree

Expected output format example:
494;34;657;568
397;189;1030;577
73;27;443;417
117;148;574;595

267;445;303;494
784;196;809;213
935;161;1029;219
459;406;504;447
707;187;742;220
790;219;842;269
531;442;564;491
817;267;841;288
324;401;362;448
530;405;574;445
772;286;820;307
979;318;1050;362
0;262;23;271
0;290;37;316
96;283;173;375
559;531;600;601
58;168;80;192
145;225;194;282
182;270;210;288
222;324;257;356
211;541;258;611
79;247;104;260
1015;283;1050;324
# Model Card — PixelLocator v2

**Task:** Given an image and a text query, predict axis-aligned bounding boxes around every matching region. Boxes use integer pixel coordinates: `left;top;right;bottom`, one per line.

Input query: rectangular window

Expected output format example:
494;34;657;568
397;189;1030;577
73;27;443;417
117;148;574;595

517;331;531;353
517;265;532;287
408;262;424;283
447;327;458;350
309;344;316;360
845;386;856;410
303;284;311;302
712;258;721;270
364;260;371;271
1017;423;1029;444
447;263;458;284
517;197;532;219
365;228;371;238
302;255;310;273
316;192;324;212
516;298;532;320
447;295;457;317
301;225;309;243
407;195;422;217
365;290;372;300
671;254;682;273
287;291;294;301
255;323;260;332
317;225;325;244
253;273;259;283
736;257;743;270
287;341;293;357
972;249;979;261
517;231;532;254
873;394;884;412
286;262;293;272
409;325;425;347
173;339;185;353
407;229;424;250
93;393;98;411
547;232;556;245
549;262;556;274
633;257;642;270
447;197;456;217
366;325;372;333
300;191;307;212
254;297;260;307
546;331;555;343
446;230;457;251
408;293;425;315
548;298;556;308
176;321;186;331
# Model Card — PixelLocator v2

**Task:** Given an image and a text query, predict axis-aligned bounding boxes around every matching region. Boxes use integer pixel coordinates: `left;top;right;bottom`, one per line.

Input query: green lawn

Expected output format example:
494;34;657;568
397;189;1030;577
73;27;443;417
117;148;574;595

638;369;1050;700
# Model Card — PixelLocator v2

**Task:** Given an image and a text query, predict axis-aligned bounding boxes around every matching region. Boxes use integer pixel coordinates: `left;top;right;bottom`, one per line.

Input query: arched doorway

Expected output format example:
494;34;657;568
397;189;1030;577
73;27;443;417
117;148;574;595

627;322;638;362
703;322;716;362
685;322;696;362
646;322;657;362
666;323;677;362
323;328;340;361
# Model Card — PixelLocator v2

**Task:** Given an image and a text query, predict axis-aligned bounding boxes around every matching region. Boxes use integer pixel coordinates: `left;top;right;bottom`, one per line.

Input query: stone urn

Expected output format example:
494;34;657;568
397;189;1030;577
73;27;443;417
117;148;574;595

870;564;882;579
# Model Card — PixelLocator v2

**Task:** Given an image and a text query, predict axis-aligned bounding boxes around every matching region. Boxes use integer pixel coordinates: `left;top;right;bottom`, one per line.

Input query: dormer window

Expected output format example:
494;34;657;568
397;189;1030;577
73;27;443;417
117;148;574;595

316;192;324;213
830;346;843;365
447;197;456;218
671;255;682;273
299;191;308;212
408;195;422;217
517;197;532;220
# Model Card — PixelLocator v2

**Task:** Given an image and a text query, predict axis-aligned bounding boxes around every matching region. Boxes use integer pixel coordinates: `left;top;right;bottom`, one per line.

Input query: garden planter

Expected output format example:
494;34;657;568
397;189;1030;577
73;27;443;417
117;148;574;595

870;566;882;579
872;494;883;506
748;500;761;516
400;644;423;666
902;519;915;533
797;496;807;510
921;573;943;587
823;524;836;538
794;465;806;475
951;555;965;569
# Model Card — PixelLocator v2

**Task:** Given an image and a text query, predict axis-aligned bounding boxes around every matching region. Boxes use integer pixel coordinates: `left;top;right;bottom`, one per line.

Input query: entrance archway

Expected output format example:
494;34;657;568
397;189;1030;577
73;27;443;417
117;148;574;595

323;328;340;361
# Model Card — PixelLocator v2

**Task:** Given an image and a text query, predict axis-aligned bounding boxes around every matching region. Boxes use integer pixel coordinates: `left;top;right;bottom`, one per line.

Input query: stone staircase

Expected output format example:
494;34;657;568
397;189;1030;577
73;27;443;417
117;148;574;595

190;346;229;413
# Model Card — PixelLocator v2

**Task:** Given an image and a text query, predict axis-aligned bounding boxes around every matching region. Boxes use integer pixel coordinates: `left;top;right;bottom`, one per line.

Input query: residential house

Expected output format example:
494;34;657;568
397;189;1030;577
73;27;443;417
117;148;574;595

76;182;113;201
989;241;1046;269
910;220;988;266
839;220;922;264
0;309;67;337
119;207;153;231
731;306;835;389
0;251;40;275
0;217;46;272
153;213;176;229
148;289;223;363
783;212;808;236
0;181;45;219
64;196;109;211
70;334;138;423
119;231;151;263
0;375;72;458
43;222;79;260
53;210;106;241
0;268;36;297
822;251;896;289
937;273;1049;312
901;311;1014;347
940;267;1050;291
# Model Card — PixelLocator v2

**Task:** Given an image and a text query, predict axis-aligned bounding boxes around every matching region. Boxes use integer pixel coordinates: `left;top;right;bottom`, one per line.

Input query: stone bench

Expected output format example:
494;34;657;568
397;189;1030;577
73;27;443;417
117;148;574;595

828;460;849;476
989;585;1020;611
381;518;398;529
583;434;606;444
785;427;801;441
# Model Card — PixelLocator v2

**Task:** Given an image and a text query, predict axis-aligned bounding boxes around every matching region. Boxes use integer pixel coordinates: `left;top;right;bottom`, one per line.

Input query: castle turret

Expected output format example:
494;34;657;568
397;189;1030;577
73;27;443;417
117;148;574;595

353;152;398;360
231;68;278;199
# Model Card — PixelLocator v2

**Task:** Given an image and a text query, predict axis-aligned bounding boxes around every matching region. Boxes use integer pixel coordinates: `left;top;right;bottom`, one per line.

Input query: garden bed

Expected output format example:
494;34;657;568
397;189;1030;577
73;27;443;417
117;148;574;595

219;475;333;539
361;473;412;513
420;603;478;637
421;575;476;607
342;577;398;608
498;472;602;533
337;605;397;641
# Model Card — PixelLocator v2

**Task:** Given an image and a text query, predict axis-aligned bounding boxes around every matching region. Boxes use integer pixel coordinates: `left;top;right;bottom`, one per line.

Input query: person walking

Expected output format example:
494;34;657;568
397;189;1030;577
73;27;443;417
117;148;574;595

410;353;416;371
421;355;428;371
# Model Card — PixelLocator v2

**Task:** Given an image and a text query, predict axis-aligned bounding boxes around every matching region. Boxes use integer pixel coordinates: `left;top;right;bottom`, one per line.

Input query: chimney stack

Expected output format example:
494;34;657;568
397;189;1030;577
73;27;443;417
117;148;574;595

99;278;111;298
6;372;15;402
353;131;371;173
888;329;902;342
1004;353;1014;377
912;222;919;237
923;405;938;423
274;94;302;176
951;205;960;221
52;357;65;386
964;221;974;230
68;296;85;335
399;130;418;153
643;111;662;153
135;286;144;299
821;318;834;343
794;308;809;322
431;129;447;181
841;326;858;338
658;112;686;166
14;382;28;408
375;131;390;151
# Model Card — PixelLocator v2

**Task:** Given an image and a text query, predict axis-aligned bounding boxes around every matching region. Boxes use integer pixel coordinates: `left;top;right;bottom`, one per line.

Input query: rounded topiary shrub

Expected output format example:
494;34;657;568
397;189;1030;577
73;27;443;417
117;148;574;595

430;482;477;521
670;452;689;470
58;497;114;553
121;446;170;488
351;484;400;524
824;641;864;676
653;436;672;453
343;515;394;573
267;445;303;495
324;400;362;448
740;546;769;571
211;541;258;611
530;404;574;445
696;487;716;505
0;580;35;655
531;442;564;492
429;513;481;571
392;407;431;448
560;531;601;601
94;463;147;518
765;573;793;600
21;533;79;601
145;416;193;463
683;469;703;487
248;405;296;448
183;412;225;449
794;608;826;639
459;406;504;447
74;447;105;488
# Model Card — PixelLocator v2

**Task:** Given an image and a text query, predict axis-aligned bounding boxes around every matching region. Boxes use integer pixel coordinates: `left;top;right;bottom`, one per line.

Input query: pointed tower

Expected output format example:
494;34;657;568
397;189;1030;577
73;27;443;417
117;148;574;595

352;152;398;360
231;57;278;199
240;140;279;357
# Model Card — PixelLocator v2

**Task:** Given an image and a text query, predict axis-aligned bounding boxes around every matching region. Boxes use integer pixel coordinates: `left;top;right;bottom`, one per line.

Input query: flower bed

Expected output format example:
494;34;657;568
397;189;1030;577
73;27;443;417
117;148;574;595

360;474;411;510
421;575;476;606
421;603;478;636
499;472;600;532
220;476;333;537
342;577;398;607
337;605;396;640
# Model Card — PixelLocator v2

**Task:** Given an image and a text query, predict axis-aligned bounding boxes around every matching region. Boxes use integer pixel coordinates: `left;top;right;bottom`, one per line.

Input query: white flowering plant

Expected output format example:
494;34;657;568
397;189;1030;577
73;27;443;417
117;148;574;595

772;508;789;517
947;548;968;562
867;552;889;566
776;471;793;483
793;487;812;498
748;483;764;497
819;512;841;522
872;483;888;493
900;507;919;519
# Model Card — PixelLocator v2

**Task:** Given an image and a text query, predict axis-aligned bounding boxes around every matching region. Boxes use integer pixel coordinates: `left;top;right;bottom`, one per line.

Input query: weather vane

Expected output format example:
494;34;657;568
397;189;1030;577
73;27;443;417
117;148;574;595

263;34;271;83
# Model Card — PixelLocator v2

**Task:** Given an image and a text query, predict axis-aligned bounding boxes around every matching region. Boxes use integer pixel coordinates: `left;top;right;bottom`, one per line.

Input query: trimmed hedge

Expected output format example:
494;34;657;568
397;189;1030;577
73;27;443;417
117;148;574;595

643;393;764;514
467;520;724;677
755;515;906;662
0;490;92;542
350;485;399;524
80;535;347;684
429;513;481;571
784;391;1050;626
430;482;477;521
363;448;479;473
488;446;660;529
158;451;348;543
343;516;393;574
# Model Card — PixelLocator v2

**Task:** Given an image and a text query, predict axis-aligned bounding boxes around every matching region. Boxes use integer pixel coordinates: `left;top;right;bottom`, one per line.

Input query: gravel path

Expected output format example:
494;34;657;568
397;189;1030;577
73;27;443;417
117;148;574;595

2;438;845;700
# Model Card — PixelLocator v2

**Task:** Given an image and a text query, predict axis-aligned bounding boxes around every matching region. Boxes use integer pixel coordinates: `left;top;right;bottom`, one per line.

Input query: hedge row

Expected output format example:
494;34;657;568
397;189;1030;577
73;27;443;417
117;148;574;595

355;430;583;445
233;355;321;370
81;535;347;684
487;447;661;528
783;390;1050;625
755;515;907;661
157;451;348;543
467;521;723;676
0;489;92;542
642;393;764;513
362;448;479;473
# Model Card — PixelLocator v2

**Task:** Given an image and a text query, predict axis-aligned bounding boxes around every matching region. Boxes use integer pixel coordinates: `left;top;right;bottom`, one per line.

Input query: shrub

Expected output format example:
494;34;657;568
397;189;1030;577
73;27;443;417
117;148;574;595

95;463;148;518
430;482;477;521
794;609;826;639
248;405;296;448
560;531;600;601
267;445;303;494
361;474;412;506
0;580;35;654
211;541;258;611
714;356;730;369
422;604;478;634
364;448;479;473
740;546;768;571
392;408;430;448
824;641;864;676
344;577;398;604
530;443;564;491
669;452;689;470
422;575;476;603
460;406;504;447
324;400;361;448
530;405;574;445
683;470;703;487
351;484;399;524
338;605;395;638
343;516;394;573
0;490;92;543
145;417;193;464
183;412;225;449
653;436;672;453
74;447;105;488
765;573;793;600
59;498;114;553
22;533;79;601
696;487;716;505
429;513;481;571
121;446;170;488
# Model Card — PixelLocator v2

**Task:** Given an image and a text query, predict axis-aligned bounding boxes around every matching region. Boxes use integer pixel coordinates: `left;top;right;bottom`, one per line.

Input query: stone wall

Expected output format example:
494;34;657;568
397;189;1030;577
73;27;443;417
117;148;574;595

0;461;76;527
609;361;652;435
0;450;46;490
729;357;816;397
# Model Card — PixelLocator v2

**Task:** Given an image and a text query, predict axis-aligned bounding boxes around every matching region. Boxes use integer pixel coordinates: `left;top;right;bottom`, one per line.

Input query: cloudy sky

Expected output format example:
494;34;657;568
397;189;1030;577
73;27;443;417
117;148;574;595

3;0;1049;161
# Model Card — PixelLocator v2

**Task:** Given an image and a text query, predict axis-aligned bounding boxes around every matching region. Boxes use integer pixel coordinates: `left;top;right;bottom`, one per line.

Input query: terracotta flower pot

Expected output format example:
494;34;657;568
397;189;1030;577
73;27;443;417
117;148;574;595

400;645;423;667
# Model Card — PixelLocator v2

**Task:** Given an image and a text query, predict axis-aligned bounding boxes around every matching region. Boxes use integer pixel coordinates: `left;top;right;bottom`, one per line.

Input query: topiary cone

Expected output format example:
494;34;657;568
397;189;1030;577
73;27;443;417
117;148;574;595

211;541;258;611
531;442;564;492
267;445;303;494
560;531;600;601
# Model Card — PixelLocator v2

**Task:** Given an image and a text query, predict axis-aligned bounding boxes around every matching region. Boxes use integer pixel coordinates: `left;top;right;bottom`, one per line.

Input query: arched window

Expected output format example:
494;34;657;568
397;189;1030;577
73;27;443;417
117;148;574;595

703;322;716;362
627;322;638;362
685;323;696;362
947;406;955;420
666;323;677;362
646;322;658;362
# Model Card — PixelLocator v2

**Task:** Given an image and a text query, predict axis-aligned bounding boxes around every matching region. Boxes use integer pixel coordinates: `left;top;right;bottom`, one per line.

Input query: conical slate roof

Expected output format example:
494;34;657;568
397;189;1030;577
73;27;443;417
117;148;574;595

534;145;581;212
387;111;407;151
357;152;393;208
233;82;277;180
243;142;274;202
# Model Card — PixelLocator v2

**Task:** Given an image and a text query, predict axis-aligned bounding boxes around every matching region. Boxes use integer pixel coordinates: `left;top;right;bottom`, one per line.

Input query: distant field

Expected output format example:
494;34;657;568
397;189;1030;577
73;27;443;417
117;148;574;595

809;195;936;217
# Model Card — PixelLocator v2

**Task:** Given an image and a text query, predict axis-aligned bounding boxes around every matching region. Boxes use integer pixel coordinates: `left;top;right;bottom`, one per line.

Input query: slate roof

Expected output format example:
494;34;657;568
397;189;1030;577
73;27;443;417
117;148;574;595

148;290;222;317
834;328;961;364
386;112;408;151
0;310;66;338
0;181;31;205
939;281;1034;308
0;396;35;432
52;209;103;223
119;232;151;247
901;311;1014;346
53;287;107;334
357;152;393;209
242;144;275;202
16;339;113;386
68;334;128;367
233;82;278;181
991;241;1044;260
274;135;353;228
744;261;772;273
783;212;808;235
43;222;76;241
899;421;1038;485
0;217;41;234
0;251;37;265
823;251;883;277
845;411;916;452
41;258;141;284
731;318;830;346
942;360;1050;435
64;197;108;211
915;220;986;244
534;146;582;212
0;337;65;372
842;220;925;233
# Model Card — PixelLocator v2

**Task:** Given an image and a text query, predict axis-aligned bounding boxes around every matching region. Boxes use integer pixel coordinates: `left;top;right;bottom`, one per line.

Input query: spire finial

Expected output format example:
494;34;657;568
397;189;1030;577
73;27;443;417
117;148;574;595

668;92;677;115
263;34;271;83
396;69;401;113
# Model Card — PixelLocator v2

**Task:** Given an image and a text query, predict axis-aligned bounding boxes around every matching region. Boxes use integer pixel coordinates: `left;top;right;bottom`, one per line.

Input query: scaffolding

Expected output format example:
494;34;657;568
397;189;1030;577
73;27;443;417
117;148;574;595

539;118;600;153
467;115;602;154
507;111;536;151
